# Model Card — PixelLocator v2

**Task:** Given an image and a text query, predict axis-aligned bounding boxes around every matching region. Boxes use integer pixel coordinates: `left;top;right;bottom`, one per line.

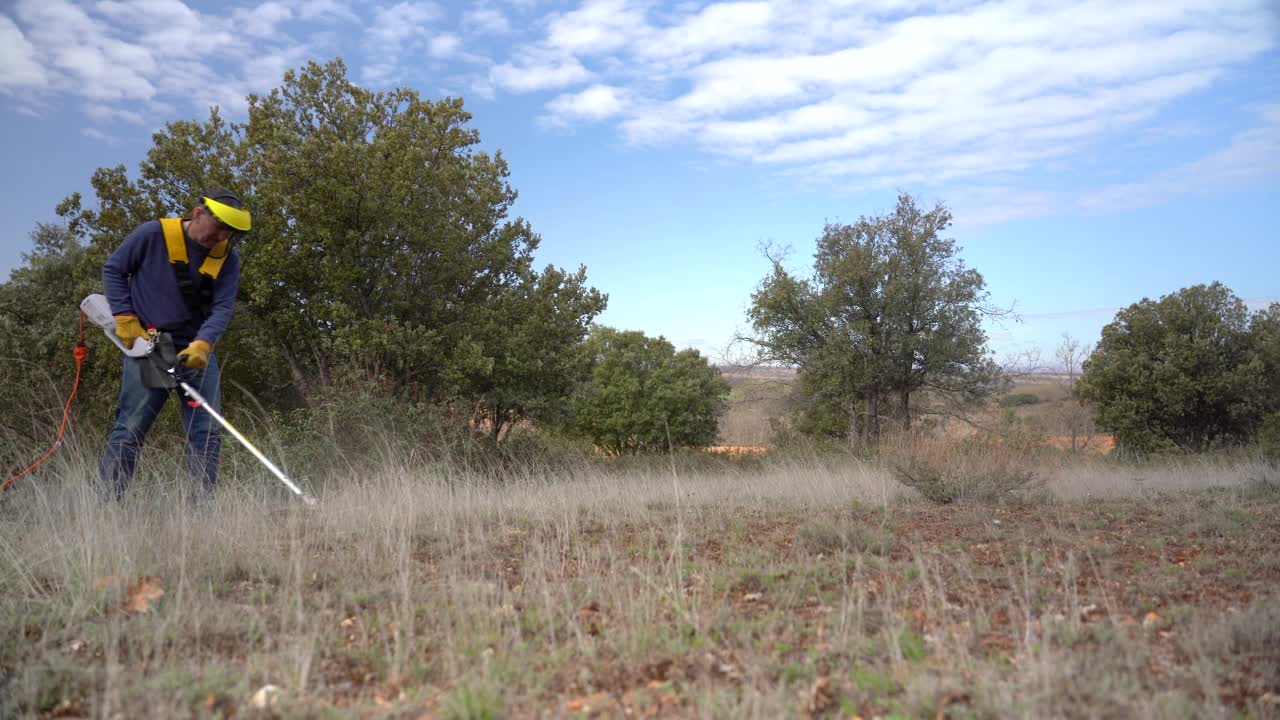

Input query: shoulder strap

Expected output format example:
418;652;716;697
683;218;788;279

160;217;223;319
199;242;228;280
160;218;188;265
160;218;227;280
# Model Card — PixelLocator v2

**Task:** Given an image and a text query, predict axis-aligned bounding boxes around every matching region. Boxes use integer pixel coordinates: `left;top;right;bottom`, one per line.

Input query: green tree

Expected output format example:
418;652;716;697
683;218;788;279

1250;302;1280;416
453;264;607;442
0;224;125;470
1077;283;1270;454
746;193;1003;445
568;328;728;454
51;58;604;438
0;224;86;381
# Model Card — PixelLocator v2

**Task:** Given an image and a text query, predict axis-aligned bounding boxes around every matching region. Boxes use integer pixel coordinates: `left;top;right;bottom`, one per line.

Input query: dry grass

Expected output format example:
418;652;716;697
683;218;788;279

1;443;1278;718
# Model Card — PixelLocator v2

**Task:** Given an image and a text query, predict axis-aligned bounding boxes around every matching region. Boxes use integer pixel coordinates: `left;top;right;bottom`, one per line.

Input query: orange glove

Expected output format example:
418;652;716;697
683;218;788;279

178;340;212;369
114;315;147;349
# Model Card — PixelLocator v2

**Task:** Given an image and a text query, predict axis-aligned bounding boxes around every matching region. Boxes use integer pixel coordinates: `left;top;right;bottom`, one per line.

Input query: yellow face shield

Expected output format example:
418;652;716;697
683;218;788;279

203;196;252;232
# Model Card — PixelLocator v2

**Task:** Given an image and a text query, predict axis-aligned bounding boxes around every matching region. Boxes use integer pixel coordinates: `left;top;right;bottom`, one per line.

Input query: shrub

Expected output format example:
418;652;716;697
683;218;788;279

884;434;1047;505
566;327;729;454
1257;414;1280;463
892;461;1042;505
1078;283;1273;454
999;392;1041;408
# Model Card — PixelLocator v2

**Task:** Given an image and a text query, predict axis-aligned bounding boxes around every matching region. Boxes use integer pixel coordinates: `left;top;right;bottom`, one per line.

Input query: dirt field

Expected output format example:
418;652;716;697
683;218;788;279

2;454;1276;718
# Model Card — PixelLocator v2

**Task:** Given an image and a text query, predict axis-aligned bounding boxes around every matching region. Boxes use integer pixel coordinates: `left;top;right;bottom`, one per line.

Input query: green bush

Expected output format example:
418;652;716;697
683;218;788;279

999;392;1040;408
566;327;729;454
891;454;1044;505
1078;283;1276;454
1258;414;1280;463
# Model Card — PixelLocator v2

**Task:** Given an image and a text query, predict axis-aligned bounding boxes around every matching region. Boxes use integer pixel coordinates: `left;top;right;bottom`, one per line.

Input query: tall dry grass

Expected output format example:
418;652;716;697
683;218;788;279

1;430;1276;718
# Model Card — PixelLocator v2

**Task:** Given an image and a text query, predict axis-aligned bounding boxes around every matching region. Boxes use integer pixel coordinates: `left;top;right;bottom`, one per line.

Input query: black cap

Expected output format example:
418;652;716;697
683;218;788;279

202;187;244;209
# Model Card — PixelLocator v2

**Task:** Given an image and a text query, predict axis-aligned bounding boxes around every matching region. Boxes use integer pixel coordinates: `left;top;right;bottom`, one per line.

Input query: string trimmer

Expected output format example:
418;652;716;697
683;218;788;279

81;294;317;506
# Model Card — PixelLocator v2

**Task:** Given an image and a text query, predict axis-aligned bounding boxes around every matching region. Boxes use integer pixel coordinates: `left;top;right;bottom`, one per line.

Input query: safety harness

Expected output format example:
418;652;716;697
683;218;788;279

159;217;228;319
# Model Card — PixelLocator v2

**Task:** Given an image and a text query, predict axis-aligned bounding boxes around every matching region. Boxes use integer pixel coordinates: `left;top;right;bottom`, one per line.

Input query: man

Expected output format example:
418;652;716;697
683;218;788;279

99;189;250;503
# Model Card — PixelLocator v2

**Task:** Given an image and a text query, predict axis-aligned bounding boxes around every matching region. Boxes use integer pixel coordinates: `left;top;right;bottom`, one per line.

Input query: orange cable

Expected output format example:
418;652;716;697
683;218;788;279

1;312;87;492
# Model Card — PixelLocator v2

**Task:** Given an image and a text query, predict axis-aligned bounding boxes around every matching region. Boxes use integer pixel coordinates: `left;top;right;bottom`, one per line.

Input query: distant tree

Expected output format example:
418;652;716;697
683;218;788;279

999;393;1041;408
1077;283;1270;454
568;327;728;454
746;193;1004;445
1055;333;1095;452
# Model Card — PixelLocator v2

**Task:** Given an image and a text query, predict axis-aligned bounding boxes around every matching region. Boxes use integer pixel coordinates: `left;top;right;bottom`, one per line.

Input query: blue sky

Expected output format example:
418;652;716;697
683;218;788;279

2;0;1278;366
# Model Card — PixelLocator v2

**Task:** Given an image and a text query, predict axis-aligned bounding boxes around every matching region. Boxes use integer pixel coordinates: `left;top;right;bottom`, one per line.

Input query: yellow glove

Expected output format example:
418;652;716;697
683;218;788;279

114;315;147;349
178;340;212;369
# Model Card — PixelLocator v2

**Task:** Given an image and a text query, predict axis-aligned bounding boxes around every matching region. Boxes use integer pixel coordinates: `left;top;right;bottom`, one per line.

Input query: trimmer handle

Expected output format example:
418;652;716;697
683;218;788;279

80;293;155;357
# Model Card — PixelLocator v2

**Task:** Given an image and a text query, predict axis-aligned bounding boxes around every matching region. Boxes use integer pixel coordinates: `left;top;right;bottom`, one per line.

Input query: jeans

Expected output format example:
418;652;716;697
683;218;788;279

98;352;221;503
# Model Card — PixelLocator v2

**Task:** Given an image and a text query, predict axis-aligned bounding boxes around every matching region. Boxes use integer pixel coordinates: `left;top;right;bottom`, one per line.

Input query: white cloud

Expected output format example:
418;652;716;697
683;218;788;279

430;33;461;58
232;2;295;39
491;54;592;92
367;1;439;50
945;186;1064;226
2;0;1274;206
546;0;645;55
0;16;48;92
240;46;315;95
294;0;361;24
491;0;1276;190
83;103;146;124
94;0;199;31
546;83;629;122
0;0;341;126
8;0;239;105
54;44;157;100
362;1;441;85
363;63;399;87
1078;104;1280;211
642;2;775;62
81;126;114;141
463;6;511;35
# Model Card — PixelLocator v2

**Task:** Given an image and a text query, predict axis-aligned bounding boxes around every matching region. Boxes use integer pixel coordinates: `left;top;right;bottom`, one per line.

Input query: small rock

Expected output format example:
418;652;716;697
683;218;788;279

250;684;281;709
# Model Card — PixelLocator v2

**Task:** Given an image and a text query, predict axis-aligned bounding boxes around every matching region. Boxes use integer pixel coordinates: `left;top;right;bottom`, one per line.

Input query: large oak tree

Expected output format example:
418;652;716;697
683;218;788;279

747;193;1003;444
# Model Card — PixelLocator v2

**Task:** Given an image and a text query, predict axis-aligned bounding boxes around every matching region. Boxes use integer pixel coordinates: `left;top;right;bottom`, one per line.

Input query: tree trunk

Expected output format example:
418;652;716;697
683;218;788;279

866;393;880;445
848;395;860;449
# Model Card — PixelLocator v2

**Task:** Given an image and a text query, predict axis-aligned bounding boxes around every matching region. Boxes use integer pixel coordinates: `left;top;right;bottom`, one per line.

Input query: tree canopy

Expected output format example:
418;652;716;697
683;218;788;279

747;193;1003;444
43;58;606;437
567;327;728;455
1077;282;1277;454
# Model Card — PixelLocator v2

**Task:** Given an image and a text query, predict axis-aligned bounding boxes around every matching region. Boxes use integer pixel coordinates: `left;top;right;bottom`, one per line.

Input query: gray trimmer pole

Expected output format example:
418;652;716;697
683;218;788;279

173;372;318;507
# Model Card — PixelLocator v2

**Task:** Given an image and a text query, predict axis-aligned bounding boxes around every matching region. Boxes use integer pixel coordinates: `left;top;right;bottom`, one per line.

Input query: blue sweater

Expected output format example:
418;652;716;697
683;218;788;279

103;220;241;347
